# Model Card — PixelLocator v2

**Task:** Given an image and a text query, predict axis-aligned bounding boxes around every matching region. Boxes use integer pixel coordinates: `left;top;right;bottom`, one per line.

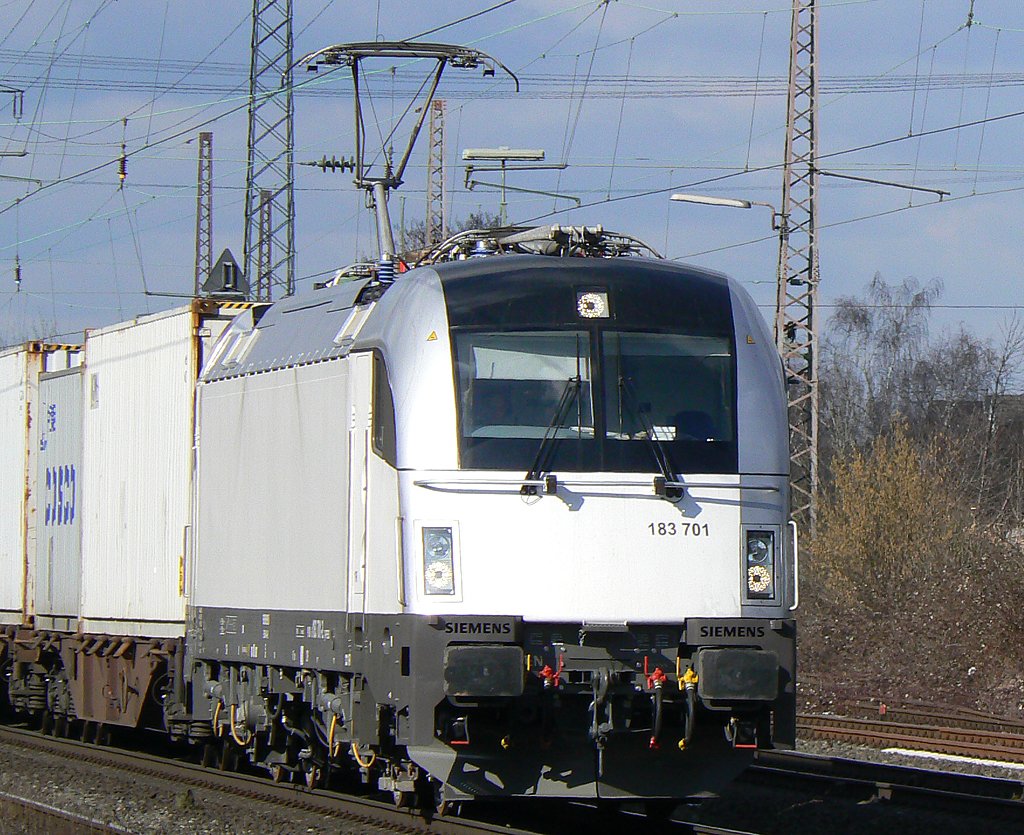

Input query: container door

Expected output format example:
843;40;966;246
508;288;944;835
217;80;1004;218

35;368;83;632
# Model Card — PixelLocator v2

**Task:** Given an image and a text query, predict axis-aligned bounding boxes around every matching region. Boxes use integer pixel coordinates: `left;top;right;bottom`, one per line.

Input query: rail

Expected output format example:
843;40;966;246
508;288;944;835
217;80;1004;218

797;712;1024;763
0;724;536;835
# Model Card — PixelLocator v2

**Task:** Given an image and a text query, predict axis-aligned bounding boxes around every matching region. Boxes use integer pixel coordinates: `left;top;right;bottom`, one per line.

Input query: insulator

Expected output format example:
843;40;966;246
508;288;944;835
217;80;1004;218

377;260;395;283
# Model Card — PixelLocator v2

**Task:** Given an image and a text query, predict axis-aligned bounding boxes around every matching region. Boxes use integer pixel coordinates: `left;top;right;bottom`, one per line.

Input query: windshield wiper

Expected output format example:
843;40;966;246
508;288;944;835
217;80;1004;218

522;375;581;496
617;376;682;499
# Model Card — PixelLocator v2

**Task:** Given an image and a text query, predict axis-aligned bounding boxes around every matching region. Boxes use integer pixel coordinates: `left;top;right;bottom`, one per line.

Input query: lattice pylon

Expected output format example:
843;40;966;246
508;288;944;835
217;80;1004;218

426;99;447;247
193;132;213;296
256;189;273;302
243;0;294;302
774;0;820;528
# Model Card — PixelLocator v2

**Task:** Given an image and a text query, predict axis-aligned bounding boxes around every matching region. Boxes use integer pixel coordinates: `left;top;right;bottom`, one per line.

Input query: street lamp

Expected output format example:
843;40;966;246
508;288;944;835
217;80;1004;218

462;147;548;225
670;192;786;231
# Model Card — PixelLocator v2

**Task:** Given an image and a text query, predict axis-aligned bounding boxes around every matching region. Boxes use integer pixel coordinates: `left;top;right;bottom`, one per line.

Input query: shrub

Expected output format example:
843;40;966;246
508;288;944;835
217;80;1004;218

812;424;966;603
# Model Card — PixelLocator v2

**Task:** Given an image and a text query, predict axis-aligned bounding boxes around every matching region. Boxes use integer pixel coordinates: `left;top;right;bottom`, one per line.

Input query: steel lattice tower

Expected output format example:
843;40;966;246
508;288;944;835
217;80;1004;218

775;0;819;527
256;190;272;301
243;0;294;301
426;99;447;247
193;132;213;296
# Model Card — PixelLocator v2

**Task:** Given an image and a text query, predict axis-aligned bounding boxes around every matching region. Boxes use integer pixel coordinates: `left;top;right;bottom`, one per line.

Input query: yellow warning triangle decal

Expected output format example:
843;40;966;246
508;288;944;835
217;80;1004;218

427;331;438;341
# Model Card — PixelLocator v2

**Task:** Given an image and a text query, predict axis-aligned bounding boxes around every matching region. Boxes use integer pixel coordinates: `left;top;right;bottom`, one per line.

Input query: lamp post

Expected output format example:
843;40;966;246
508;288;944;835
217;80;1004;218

669;190;790;339
670;192;786;232
462;147;547;225
670;190;809;520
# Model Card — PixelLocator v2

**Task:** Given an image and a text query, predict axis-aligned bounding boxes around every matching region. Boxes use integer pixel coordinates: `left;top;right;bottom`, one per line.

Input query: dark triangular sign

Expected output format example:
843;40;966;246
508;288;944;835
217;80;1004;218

203;248;248;298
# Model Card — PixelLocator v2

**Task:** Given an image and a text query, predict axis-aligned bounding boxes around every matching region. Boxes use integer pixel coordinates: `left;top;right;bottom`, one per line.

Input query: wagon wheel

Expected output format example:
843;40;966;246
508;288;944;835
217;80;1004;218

392;790;415;808
438;800;462;817
201;742;219;769
305;765;321;789
219;742;237;771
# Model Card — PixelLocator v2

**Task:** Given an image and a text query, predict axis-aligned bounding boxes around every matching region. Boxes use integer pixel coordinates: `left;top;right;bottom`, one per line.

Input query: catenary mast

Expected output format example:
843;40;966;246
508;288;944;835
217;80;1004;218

775;0;820;528
243;0;295;301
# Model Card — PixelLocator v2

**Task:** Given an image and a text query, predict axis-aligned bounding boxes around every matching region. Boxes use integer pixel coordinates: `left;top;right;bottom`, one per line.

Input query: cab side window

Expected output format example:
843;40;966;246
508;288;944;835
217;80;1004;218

372;352;398;465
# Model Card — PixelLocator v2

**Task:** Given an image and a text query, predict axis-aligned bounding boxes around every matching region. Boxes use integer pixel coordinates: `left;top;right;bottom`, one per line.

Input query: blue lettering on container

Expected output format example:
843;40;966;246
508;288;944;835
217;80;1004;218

44;464;76;527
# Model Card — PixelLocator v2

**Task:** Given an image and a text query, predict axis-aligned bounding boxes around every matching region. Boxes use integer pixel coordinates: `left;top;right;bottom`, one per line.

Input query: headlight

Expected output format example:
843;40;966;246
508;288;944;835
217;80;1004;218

423;527;455;595
745;531;775;600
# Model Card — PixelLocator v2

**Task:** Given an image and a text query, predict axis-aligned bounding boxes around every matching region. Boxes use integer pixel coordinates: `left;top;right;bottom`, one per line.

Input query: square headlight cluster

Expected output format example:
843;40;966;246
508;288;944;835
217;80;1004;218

745;530;775;600
423;527;455;595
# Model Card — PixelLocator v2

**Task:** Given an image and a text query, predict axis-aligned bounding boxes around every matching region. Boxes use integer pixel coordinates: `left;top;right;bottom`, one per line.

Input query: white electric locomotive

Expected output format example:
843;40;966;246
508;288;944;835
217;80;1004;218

182;224;796;803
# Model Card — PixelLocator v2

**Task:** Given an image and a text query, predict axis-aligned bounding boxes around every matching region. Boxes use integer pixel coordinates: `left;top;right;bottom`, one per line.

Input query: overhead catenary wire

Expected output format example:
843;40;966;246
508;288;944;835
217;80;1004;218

24;0;75;181
952;8;974;170
6;0;958;264
56;7;90;179
403;0;521;42
1;0;587;222
745;12;769;171
518;104;1024;226
555;0;609;207
908;0;926;135
17;67;1024;108
606;36;634;201
120;187;152;312
143;1;171;145
973;28;1000;194
5;1;1024;342
909;43;938;202
105;217;124;319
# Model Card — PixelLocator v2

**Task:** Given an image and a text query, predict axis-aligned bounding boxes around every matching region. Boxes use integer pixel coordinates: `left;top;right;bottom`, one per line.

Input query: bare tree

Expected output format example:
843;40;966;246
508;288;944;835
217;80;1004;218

819;275;1024;527
401;210;502;253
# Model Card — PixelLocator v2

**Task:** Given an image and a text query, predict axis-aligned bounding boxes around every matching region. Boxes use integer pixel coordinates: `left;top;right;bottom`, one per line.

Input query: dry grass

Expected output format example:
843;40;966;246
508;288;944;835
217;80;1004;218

801;424;1024;718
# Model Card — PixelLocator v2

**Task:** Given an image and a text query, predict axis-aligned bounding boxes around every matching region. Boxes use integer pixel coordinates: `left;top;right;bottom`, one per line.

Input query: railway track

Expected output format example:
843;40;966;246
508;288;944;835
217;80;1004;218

0;790;123;834
798;711;1024;762
735;749;1024;831
0;723;721;834
0;723;545;834
8;706;1024;834
839;698;1024;734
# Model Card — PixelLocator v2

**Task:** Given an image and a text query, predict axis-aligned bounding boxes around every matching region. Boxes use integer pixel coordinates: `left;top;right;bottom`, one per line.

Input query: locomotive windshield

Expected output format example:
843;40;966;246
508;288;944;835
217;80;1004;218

603;333;732;441
455;331;594;441
440;257;739;474
453;328;736;474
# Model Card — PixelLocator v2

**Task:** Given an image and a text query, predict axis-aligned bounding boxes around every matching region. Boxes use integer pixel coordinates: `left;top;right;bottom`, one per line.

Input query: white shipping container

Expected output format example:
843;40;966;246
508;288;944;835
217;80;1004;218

0;347;35;625
78;304;231;638
0;344;81;626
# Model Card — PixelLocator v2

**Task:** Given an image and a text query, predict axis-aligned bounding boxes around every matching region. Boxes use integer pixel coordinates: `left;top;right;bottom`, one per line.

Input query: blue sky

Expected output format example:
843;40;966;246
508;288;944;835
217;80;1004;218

1;0;1023;347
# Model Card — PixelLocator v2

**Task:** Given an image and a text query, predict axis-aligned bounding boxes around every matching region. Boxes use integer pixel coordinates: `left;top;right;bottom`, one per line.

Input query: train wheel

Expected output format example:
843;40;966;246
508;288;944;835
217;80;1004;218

219;743;237;772
305;765;321;789
438;800;462;817
39;710;53;736
53;714;67;739
392;790;415;808
201;742;221;769
271;764;286;784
